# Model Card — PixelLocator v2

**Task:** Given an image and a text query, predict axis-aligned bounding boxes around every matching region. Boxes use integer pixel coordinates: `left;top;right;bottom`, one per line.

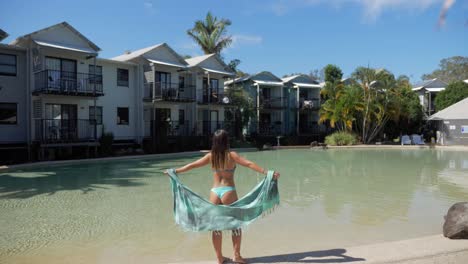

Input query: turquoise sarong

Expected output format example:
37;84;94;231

167;169;280;232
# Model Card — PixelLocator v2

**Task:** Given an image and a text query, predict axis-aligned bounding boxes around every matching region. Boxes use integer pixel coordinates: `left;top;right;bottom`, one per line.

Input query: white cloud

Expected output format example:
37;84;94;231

359;0;443;21
143;2;153;9
231;34;263;48
143;1;155;14
268;0;444;21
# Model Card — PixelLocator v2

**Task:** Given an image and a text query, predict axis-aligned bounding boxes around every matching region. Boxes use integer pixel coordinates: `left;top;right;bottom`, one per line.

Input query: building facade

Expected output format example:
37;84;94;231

412;78;447;117
0;43;28;162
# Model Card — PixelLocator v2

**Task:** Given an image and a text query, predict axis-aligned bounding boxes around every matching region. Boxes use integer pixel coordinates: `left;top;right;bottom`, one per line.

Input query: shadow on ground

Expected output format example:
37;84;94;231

0;158;187;199
244;248;365;263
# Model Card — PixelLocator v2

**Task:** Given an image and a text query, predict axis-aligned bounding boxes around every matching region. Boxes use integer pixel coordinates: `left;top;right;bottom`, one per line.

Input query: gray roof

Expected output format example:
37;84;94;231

185;54;214;66
111;43;164;61
412;78;447;91
429;97;468;120
10;22;101;51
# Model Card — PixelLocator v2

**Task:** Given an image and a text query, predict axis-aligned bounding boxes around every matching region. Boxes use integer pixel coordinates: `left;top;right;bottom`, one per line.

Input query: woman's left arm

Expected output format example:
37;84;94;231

172;153;211;174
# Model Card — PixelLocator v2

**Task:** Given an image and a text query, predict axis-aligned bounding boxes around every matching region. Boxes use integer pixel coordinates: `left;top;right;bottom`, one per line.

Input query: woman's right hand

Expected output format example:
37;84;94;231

273;171;280;180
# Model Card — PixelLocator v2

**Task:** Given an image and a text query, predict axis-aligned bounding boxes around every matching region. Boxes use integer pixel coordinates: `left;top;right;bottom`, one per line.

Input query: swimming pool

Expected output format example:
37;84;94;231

1;148;467;263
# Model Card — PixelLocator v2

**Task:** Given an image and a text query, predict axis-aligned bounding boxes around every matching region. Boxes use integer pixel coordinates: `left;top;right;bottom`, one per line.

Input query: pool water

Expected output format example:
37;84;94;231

1;149;468;263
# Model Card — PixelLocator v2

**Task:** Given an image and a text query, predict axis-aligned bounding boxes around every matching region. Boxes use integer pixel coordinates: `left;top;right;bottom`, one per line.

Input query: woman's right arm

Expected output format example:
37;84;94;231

230;151;266;174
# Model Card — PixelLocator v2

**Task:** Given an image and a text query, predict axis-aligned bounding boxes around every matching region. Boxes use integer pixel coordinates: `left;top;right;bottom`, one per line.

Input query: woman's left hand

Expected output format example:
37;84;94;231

273;171;280;180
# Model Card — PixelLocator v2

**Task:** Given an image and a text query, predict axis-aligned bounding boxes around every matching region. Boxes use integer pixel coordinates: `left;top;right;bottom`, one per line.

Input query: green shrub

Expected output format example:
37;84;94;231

325;131;357;146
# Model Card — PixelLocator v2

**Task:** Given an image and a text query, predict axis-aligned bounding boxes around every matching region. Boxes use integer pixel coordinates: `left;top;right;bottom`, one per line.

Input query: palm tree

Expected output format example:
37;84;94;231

187;12;233;55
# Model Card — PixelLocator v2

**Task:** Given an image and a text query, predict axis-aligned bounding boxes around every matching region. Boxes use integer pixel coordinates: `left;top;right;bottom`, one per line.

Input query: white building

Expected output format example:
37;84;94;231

185;54;235;135
412;78;447;116
0;43;28;162
2;22;140;160
225;71;287;135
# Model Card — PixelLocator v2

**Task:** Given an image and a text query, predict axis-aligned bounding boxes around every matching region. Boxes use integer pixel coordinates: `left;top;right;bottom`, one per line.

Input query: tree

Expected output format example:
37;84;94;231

422;56;468;83
319;65;345;130
228;59;247;77
434;81;468;111
309;68;324;82
225;87;255;138
187;12;233;55
351;67;402;143
324;64;343;83
384;80;424;139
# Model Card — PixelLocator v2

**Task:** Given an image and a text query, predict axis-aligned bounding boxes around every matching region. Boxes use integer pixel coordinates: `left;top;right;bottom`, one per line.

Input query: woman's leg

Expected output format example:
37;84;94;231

222;191;246;264
209;191;226;264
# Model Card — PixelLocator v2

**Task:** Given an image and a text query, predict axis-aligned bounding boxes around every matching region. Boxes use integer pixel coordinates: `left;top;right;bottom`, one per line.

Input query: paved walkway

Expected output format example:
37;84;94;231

172;235;468;264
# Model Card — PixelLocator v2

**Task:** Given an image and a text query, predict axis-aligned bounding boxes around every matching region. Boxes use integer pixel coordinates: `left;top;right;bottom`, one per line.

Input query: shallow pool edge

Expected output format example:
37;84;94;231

0;148;258;171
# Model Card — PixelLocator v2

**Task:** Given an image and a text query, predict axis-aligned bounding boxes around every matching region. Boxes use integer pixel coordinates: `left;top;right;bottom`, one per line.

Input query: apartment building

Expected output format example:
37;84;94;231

112;45;235;150
225;71;288;135
0;43;28;162
412;78;447;116
282;74;323;135
185;54;236;135
1;22;140;160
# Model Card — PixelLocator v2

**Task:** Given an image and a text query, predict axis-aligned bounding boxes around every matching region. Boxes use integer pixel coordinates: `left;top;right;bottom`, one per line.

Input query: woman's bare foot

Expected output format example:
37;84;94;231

233;255;247;264
217;256;230;264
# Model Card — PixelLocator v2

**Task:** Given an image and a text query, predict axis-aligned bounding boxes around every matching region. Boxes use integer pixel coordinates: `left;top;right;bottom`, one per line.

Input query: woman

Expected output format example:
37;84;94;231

167;129;280;264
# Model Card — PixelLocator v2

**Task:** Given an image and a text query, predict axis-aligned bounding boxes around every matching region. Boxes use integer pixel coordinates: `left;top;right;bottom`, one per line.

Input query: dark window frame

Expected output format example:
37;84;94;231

178;109;185;125
89;106;103;125
178;76;185;90
117;107;129;125
0;102;18;125
0;53;17;76
89;65;103;85
117;68;129;87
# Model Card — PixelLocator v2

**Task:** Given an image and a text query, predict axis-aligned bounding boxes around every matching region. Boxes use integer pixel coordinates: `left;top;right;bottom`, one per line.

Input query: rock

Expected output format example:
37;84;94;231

443;202;468;239
262;143;273;150
310;141;318;147
135;148;144;154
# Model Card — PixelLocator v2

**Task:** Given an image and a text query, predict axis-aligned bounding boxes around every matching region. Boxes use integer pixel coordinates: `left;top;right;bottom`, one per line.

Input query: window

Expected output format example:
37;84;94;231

117;107;129;125
156;71;171;89
178;76;185;90
89;65;103;84
117;68;129;87
0;103;17;124
0;53;17;76
210;79;219;90
179;109;185;125
89;106;103;125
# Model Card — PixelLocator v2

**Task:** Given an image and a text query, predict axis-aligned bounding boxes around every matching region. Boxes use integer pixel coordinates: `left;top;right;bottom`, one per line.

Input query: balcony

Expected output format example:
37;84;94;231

34;119;97;143
144;82;195;102
197;88;229;105
196;121;235;136
297;98;321;110
144;120;194;137
249;121;284;135
33;70;103;96
259;97;287;109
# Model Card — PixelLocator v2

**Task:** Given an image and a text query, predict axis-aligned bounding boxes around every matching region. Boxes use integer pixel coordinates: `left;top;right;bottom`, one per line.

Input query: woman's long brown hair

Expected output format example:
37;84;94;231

211;129;230;170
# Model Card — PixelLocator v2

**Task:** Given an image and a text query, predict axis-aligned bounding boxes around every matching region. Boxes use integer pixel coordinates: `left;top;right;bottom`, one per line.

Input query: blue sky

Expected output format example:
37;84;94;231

1;0;467;82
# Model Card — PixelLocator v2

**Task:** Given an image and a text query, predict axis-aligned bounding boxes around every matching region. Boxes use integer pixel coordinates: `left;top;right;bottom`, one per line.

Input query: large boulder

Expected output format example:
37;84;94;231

443;202;468;239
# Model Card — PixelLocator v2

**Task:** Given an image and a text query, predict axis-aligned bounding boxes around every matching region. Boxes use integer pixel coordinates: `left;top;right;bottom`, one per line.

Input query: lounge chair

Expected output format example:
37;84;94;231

412;134;425;145
401;135;411;145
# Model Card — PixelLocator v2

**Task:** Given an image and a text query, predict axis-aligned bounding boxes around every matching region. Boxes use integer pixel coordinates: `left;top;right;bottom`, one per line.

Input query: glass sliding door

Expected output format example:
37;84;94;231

45;57;61;91
45;57;77;92
156;72;171;98
45;104;78;141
